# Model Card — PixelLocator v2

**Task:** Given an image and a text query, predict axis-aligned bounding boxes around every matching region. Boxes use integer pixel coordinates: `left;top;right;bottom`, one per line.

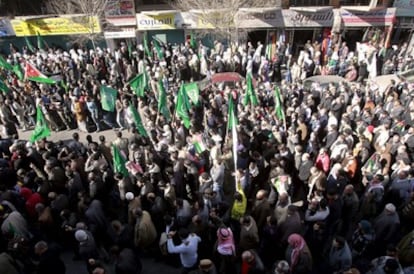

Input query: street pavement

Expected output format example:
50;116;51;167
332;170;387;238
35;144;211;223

18;127;122;144
18;127;181;274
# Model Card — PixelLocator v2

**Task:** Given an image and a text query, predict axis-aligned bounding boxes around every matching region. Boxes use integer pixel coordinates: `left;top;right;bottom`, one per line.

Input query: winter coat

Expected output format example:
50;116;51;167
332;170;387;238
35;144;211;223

134;210;157;249
329;242;352;272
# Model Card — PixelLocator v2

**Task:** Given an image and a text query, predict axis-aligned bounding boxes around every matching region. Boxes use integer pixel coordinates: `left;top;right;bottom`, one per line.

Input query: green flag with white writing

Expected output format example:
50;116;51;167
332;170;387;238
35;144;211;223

158;80;170;122
0;55;12;70
176;84;191;129
129;104;148;137
100;86;118;112
112;145;129;177
129;72;148;97
243;73;258;106
184;82;199;106
30;106;51;143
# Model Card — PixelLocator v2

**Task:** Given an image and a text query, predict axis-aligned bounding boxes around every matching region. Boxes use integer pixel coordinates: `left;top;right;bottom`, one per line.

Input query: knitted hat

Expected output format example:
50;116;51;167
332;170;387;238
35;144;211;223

75;230;88;242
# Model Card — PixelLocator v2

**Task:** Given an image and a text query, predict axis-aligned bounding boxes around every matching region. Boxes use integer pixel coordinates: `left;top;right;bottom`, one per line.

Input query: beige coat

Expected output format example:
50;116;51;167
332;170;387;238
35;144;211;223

134;210;157;249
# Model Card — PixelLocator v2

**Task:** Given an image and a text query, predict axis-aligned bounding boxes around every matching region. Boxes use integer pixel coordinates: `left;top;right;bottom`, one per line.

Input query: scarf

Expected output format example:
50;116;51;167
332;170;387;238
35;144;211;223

288;233;305;270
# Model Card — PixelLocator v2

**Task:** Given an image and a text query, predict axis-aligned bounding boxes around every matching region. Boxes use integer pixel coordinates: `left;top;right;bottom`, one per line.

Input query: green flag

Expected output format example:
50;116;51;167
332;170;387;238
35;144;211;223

227;95;238;131
157;80;170;122
12;65;23;80
193;141;206;154
28;76;56;84
228;95;238;171
274;85;285;121
190;31;197;49
0;79;9;93
37;32;45;50
243;73;258;106
143;32;151;57
60;80;69;93
176;84;191;129
24;36;35;52
129;104;148;137
100;86;118;112
112;145;129;177
184;82;199;106
0;55;12;70
126;40;132;58
152;38;164;59
30;106;51;143
129;72;148;97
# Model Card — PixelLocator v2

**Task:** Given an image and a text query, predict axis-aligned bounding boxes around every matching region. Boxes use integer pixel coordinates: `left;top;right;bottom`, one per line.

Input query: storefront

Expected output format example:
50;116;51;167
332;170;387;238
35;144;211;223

340;8;396;48
282;8;334;55
136;11;186;45
235;8;334;57
0;18;15;53
392;0;414;43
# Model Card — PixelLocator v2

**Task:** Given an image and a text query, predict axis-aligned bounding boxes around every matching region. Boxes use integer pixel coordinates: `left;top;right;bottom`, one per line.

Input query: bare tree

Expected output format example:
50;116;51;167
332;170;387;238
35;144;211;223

172;0;282;42
44;0;108;49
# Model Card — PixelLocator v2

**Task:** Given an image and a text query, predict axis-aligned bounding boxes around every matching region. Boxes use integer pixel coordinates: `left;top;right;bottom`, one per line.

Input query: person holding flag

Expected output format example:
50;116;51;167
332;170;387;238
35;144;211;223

29;106;51;143
243;73;259;107
274;84;286;130
175;83;192;129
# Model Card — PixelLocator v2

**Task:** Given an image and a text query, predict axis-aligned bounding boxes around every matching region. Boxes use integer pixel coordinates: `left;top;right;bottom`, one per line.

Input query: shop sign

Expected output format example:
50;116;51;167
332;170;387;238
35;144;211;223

105;0;136;26
236;9;284;28
195;10;235;29
11;16;101;36
340;8;396;27
0;19;15;37
393;0;414;17
282;9;334;27
104;28;136;38
235;9;333;28
136;13;176;30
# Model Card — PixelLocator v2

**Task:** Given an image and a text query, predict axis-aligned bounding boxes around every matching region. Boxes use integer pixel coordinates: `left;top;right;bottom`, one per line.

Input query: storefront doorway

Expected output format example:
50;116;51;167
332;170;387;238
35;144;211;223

292;29;317;56
247;30;267;48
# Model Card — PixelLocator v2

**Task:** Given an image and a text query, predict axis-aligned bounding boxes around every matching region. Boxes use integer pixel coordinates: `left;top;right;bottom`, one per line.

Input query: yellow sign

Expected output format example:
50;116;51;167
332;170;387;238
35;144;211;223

196;11;234;29
11;16;101;36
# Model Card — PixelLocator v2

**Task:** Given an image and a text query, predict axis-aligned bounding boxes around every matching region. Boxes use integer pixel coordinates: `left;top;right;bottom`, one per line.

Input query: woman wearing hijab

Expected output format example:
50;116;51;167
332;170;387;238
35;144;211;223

285;233;313;274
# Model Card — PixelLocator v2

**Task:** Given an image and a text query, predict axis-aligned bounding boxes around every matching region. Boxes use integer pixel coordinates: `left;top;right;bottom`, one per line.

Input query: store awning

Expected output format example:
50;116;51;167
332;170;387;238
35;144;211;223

289;6;333;13
238;7;281;12
141;10;177;16
342;6;379;12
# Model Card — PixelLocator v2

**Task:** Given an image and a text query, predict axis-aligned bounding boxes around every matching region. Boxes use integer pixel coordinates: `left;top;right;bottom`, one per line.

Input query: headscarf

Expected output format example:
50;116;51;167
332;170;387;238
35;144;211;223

359;220;373;234
288;233;305;270
216;227;235;256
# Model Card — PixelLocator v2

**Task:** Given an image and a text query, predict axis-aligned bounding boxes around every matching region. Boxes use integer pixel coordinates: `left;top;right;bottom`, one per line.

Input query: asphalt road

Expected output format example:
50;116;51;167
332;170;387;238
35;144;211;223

18;127;122;144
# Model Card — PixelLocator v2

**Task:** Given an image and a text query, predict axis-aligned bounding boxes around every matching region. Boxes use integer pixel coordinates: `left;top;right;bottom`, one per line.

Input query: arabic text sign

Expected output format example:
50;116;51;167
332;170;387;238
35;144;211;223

11;16;101;36
136;13;176;30
341;8;396;27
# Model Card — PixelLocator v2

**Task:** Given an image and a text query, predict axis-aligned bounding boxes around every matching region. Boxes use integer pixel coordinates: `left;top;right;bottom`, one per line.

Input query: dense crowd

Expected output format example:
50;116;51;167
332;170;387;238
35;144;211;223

0;30;414;274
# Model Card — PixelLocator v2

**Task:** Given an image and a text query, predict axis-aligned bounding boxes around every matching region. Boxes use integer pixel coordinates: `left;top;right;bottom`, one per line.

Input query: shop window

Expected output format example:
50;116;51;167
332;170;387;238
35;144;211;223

290;0;330;6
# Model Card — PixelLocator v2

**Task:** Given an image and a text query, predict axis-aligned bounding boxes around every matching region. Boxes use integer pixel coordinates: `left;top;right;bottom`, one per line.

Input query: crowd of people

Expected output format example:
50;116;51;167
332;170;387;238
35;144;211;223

0;29;414;274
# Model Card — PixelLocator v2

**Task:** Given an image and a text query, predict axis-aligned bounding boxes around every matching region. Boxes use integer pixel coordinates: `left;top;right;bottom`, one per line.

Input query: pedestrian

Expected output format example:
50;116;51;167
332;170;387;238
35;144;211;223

167;227;201;274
